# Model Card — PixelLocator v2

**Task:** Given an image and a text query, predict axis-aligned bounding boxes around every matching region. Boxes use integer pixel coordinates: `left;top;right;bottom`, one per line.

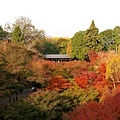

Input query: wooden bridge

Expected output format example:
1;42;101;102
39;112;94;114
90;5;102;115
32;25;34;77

44;54;71;62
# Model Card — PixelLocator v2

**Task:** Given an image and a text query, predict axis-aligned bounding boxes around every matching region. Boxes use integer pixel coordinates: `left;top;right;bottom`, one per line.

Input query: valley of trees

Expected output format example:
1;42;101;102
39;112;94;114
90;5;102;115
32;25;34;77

1;16;120;119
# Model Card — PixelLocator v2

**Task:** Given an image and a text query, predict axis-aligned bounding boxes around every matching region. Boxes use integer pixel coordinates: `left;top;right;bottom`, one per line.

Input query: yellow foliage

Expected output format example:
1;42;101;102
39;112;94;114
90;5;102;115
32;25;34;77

106;54;120;88
66;40;71;54
117;45;120;54
51;37;70;41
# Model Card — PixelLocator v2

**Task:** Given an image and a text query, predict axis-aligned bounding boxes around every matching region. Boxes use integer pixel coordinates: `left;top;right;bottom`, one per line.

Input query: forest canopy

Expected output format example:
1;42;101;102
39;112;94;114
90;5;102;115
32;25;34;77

1;16;120;120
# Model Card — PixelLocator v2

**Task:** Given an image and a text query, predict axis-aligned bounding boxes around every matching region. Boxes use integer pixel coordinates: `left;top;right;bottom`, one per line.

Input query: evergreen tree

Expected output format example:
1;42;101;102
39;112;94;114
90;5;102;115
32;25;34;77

11;26;24;45
99;29;115;51
113;26;120;53
0;26;5;40
42;40;59;54
71;20;102;60
71;31;85;60
83;20;102;52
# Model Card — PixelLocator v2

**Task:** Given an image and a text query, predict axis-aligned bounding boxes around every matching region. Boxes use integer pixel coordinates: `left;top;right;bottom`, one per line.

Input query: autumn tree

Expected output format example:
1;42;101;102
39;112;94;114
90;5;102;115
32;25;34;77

63;89;120;120
0;43;9;97
87;50;98;62
66;40;72;54
106;54;120;89
0;43;35;97
3;44;34;92
47;75;71;92
29;60;58;87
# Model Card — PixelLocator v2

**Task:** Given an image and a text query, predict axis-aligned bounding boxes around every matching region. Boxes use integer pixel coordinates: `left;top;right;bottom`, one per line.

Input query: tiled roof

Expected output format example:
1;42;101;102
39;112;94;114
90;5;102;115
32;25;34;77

44;54;70;59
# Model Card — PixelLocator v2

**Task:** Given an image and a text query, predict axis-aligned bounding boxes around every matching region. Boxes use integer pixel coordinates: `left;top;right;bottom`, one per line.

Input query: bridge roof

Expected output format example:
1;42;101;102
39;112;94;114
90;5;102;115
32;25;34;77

44;54;70;59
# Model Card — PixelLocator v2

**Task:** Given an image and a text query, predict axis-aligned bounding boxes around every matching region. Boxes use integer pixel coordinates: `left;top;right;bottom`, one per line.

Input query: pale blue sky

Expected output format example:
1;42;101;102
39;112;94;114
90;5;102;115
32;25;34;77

1;0;120;37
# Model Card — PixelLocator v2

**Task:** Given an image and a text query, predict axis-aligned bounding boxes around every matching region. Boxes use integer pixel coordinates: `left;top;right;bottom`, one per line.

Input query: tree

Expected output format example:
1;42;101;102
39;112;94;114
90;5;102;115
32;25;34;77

11;26;24;45
71;30;86;60
42;40;59;54
99;29;115;51
113;26;120;53
0;26;8;41
31;39;44;53
3;22;12;40
0;26;5;39
12;16;45;44
57;37;70;54
47;75;71;92
83;20;102;52
87;50;98;62
106;54;120;89
3;44;34;93
63;89;120;120
66;40;72;54
0;43;35;97
71;20;102;60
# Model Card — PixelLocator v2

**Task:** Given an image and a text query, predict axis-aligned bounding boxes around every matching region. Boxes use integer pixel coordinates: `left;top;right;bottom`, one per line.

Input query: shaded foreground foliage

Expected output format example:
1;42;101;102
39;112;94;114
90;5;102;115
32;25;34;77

1;87;99;120
0;43;36;98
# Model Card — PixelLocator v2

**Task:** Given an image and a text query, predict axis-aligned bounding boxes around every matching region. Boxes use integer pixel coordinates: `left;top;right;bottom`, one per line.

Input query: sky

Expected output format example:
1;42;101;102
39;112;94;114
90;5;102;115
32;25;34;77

0;0;120;37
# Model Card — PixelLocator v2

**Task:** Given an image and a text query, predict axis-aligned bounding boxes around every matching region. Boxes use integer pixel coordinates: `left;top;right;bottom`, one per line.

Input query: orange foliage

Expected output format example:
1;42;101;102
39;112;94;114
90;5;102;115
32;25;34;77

31;60;57;73
97;62;106;75
47;75;71;92
74;62;111;95
93;63;112;94
28;59;57;83
98;51;116;63
88;50;99;62
74;74;89;88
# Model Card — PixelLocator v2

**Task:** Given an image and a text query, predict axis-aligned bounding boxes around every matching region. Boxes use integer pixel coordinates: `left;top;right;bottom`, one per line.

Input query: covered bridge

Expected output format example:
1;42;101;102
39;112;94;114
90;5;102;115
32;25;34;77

44;54;71;62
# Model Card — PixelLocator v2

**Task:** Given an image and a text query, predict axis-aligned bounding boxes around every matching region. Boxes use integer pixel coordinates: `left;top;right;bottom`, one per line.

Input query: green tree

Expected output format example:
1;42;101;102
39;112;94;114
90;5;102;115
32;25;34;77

0;26;5;40
57;37;70;54
31;39;44;53
71;20;102;60
2;99;41;120
99;29;115;51
42;40;59;54
113;26;120;53
83;20;102;52
71;31;85;60
11;26;24;45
